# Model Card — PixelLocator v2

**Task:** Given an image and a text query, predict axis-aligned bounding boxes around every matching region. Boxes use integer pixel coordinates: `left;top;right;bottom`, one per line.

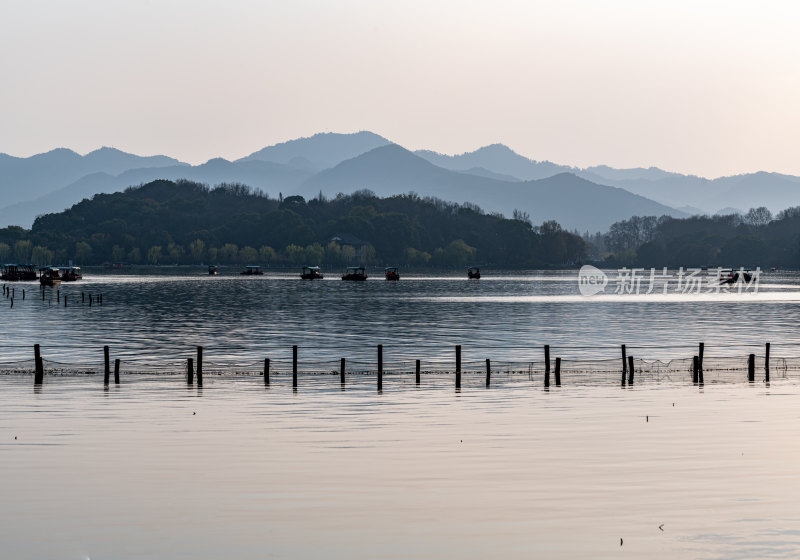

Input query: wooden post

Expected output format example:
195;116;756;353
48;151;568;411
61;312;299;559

187;357;194;385
544;345;550;388
692;356;698;383
22;289;24;300
377;344;383;391
748;353;755;382
627;356;635;385
455;345;461;389
288;345;296;388
57;289;60;302
340;358;345;384
485;358;491;387
415;359;421;385
765;342;771;382
698;358;704;384
114;359;120;384
264;358;270;386
64;295;67;307
82;292;85;303
33;344;43;385
698;342;704;377
103;345;110;385
555;357;561;387
621;344;627;384
196;346;203;387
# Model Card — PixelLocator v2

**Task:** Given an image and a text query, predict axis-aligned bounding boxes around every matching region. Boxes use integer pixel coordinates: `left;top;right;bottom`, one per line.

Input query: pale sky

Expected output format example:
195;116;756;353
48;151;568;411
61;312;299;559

1;0;799;178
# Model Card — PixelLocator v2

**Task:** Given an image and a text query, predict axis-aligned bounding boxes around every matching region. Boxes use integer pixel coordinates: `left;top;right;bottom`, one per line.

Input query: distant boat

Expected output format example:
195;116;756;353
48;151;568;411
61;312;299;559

301;266;323;280
61;267;82;282
385;267;400;281
4;263;39;281
468;267;481;279
241;265;263;275
342;266;367;281
208;265;218;275
39;267;61;286
719;268;752;284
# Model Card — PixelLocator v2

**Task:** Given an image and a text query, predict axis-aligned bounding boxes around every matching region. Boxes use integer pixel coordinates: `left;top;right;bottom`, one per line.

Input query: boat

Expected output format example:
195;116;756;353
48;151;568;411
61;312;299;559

468;267;481;279
1;264;21;281
39;267;61;286
2;264;37;281
342;266;367;281
719;268;753;284
208;265;218;275
61;267;82;282
241;265;263;275
300;266;323;280
385;267;400;281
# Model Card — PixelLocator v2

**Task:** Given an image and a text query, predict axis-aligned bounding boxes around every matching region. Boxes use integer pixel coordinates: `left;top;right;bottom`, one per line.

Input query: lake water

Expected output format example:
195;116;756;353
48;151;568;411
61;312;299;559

2;375;800;559
3;269;800;558
1;269;800;376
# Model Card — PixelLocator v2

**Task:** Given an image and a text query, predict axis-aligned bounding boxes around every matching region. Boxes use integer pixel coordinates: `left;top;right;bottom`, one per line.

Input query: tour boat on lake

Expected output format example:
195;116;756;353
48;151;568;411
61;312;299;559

301;266;323;280
342;266;367;281
385;267;400;281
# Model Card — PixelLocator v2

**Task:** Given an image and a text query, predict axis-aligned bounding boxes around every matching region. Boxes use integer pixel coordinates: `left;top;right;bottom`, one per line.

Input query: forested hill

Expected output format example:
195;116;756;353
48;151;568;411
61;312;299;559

0;180;586;268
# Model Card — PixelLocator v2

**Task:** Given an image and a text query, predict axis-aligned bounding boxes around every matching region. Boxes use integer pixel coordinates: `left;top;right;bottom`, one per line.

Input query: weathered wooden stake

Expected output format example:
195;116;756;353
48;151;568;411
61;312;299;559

627;356;635;385
485;358;491;387
340;358;345;384
82;292;85;303
57;289;60;302
765;342;771;382
103;345;110;385
455;345;461;389
187;357;194;385
544;345;550;388
64;295;67;307
377;344;383;391
114;359;120;384
748;353;755;382
698;359;704;384
196;346;203;387
33;344;43;384
292;345;297;388
22;289;24;300
415;359;421;385
264;358;270;386
621;344;627;384
698;342;704;377
555;357;561;386
692;356;698;384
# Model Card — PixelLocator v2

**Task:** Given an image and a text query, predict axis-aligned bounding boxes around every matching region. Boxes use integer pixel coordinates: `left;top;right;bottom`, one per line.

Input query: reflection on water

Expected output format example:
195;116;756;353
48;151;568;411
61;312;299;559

1;375;799;559
0;270;799;370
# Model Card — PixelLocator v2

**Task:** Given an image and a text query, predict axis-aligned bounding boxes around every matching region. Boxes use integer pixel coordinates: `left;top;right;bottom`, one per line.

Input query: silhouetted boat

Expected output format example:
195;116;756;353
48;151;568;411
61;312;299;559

61;267;82;282
342;266;367;281
241;265;263;275
720;268;753;284
468;267;481;279
301;266;323;280
208;265;218;275
385;267;400;281
39;267;61;286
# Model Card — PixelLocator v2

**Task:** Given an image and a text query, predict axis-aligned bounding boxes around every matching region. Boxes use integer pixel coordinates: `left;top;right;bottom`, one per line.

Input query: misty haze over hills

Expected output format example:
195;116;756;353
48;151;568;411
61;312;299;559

0;132;797;231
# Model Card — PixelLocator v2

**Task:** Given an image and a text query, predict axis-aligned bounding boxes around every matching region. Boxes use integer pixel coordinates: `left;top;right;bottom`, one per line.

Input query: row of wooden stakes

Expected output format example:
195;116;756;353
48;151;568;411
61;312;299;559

28;342;773;388
3;285;103;308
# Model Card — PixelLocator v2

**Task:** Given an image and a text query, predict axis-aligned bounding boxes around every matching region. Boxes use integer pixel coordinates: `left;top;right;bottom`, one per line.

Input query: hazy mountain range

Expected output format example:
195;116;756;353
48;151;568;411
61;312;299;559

0;131;797;231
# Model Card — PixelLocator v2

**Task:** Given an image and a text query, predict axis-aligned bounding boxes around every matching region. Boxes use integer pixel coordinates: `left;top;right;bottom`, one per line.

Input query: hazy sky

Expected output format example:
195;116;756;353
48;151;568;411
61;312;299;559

1;0;799;178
